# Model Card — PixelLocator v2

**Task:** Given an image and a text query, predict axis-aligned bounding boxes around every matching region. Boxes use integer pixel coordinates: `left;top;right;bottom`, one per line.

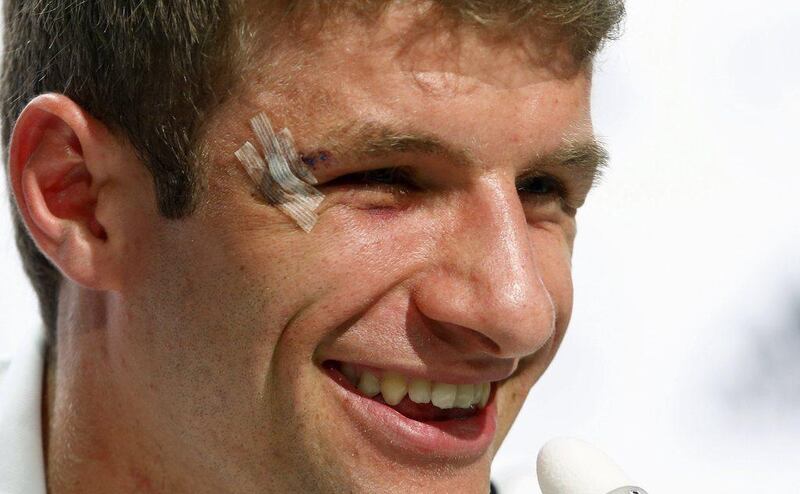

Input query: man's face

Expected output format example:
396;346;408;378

112;5;597;493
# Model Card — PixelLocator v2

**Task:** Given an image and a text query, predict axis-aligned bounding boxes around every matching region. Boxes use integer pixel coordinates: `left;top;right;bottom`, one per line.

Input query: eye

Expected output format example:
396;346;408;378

327;167;416;191
516;174;565;198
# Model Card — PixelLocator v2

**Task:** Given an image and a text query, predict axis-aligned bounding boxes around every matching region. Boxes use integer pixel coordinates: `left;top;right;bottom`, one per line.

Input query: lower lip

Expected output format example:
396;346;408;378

323;366;497;463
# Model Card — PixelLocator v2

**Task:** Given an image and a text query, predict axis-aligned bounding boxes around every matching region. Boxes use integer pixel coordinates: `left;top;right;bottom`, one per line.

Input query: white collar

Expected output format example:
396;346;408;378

0;325;47;494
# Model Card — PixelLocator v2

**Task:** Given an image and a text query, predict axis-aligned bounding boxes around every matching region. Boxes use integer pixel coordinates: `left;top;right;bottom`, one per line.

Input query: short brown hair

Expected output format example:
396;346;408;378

1;0;624;340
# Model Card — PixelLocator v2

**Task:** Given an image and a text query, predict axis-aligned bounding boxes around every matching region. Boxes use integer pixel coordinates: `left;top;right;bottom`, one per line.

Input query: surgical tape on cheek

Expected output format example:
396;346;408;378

234;112;323;233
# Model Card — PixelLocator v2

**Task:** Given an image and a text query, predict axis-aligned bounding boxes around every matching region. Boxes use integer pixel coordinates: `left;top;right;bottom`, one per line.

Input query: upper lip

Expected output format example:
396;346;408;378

325;358;517;385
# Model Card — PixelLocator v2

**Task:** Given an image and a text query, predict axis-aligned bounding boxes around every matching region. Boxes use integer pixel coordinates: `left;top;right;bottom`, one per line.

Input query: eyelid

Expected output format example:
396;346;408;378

323;166;417;189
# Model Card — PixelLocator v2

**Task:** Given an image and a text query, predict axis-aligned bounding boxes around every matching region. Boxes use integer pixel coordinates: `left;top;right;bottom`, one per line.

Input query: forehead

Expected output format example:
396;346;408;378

216;4;592;167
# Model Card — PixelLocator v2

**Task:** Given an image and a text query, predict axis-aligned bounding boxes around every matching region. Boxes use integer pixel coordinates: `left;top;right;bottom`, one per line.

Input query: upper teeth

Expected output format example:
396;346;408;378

341;363;491;410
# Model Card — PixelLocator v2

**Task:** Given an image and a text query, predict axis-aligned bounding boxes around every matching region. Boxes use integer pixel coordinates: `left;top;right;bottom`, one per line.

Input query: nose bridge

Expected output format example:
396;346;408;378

468;179;554;330
415;177;556;359
472;184;538;312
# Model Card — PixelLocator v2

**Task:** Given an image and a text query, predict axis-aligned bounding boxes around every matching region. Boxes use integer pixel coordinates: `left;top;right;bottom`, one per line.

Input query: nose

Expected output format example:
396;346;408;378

412;177;557;359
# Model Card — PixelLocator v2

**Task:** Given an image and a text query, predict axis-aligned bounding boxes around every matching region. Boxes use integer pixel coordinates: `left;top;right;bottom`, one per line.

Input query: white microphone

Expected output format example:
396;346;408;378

536;437;648;494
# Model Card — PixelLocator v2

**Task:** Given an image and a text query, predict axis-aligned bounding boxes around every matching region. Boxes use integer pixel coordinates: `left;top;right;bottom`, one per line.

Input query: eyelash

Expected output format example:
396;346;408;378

328;167;416;191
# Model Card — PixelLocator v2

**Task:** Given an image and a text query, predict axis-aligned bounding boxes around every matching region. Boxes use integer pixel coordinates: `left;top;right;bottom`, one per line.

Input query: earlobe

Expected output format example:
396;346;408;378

9;94;116;290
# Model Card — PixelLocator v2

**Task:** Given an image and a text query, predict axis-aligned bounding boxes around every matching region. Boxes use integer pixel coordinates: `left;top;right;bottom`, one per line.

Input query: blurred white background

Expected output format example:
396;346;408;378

1;0;798;492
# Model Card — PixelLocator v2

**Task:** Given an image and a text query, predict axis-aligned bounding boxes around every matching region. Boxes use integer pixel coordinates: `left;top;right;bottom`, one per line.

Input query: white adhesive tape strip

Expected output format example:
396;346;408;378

250;113;324;210
276;127;318;185
234;112;323;233
235;141;319;233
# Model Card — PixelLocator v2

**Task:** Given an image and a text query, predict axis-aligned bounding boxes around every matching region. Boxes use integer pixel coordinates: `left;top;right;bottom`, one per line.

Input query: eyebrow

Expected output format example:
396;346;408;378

531;137;610;185
321;122;472;166
317;122;608;182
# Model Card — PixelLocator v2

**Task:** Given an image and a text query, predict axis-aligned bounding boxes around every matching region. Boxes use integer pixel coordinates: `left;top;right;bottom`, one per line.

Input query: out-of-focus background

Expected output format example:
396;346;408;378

1;1;798;492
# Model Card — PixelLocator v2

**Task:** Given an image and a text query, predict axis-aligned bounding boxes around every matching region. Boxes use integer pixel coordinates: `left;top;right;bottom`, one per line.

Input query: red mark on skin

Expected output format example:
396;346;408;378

129;466;155;493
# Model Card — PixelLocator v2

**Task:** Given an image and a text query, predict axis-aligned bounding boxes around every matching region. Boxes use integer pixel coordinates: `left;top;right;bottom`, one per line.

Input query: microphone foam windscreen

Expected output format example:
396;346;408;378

537;437;636;494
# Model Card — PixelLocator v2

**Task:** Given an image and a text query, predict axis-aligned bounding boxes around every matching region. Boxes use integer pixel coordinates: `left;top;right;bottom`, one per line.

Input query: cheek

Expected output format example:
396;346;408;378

491;333;563;453
191;203;437;356
529;223;576;322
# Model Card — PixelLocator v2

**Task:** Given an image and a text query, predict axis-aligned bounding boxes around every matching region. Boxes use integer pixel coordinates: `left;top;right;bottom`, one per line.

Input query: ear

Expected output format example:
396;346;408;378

9;94;122;291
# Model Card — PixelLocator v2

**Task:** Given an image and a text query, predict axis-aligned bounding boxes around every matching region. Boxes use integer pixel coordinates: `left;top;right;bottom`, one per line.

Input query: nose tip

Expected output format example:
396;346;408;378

414;262;556;359
488;268;557;353
413;182;560;359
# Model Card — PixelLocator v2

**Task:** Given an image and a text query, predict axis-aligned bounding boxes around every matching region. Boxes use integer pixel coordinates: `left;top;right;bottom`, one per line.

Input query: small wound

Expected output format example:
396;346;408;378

301;151;334;169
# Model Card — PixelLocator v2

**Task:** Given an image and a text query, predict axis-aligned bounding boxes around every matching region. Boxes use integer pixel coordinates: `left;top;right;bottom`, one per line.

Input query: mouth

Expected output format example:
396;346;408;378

322;360;497;462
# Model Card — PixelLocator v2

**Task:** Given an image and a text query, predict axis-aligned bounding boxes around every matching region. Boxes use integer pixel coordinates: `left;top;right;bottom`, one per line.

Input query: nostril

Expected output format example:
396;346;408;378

429;322;502;355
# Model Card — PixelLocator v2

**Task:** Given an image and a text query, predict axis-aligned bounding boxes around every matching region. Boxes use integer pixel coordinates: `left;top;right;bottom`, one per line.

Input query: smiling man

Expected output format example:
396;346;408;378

0;1;623;493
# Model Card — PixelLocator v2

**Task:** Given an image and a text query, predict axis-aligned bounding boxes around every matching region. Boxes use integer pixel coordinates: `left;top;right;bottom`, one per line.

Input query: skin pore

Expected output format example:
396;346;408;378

32;4;602;493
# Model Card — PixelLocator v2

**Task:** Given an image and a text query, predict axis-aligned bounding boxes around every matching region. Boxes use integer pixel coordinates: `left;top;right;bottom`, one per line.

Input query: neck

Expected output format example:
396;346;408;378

44;284;167;493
